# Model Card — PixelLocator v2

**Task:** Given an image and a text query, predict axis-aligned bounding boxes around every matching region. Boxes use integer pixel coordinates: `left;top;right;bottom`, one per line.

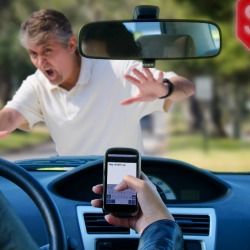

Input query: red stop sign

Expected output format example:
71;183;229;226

236;0;250;50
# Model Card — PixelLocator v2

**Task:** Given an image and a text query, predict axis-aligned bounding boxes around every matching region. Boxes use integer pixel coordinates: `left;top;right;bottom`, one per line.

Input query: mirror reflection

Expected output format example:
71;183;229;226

79;20;221;60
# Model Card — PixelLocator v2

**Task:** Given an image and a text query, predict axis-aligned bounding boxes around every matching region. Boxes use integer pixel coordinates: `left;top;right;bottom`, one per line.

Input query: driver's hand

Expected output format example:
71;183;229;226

91;172;174;235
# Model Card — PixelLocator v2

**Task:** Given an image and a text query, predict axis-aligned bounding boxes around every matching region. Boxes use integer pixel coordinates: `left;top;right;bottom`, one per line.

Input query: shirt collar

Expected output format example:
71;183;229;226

75;57;92;86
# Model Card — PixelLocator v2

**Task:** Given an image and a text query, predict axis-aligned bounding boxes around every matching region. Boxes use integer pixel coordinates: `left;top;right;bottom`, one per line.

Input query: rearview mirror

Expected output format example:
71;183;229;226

78;20;221;62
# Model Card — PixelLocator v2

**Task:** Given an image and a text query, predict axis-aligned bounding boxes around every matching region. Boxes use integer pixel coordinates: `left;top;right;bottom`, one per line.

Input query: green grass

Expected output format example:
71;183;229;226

167;134;250;172
1;125;249;173
0;128;51;153
166;109;250;172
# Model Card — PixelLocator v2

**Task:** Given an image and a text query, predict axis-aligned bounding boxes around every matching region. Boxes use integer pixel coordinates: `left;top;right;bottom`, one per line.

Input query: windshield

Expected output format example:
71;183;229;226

0;1;249;173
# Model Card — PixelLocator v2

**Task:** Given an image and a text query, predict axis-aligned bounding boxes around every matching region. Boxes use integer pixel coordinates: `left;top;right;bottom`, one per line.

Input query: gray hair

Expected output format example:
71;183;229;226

19;9;73;48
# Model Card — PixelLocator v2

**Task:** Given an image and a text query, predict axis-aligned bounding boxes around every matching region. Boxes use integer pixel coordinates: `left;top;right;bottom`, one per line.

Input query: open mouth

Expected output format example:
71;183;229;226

45;68;54;77
44;68;59;83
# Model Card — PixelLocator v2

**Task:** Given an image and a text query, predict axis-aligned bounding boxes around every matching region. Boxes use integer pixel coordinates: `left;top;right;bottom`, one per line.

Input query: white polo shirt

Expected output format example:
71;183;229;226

6;58;176;156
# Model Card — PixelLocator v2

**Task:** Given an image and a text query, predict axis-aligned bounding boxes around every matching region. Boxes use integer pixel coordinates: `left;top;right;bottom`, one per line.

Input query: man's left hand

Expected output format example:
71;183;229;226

121;67;168;105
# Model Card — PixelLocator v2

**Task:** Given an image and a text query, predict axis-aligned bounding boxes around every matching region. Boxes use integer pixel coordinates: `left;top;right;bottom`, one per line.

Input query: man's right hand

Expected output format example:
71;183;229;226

0;131;9;139
0;108;27;137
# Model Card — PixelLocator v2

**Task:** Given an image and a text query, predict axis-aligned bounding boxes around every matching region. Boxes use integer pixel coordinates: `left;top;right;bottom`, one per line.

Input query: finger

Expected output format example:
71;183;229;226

156;71;164;82
92;184;103;195
140;172;149;181
141;172;156;189
115;175;144;193
0;131;9;139
91;199;103;208
131;68;148;81
105;214;130;228
124;74;142;86
120;96;142;105
142;68;154;80
114;179;130;191
121;174;156;200
114;172;151;192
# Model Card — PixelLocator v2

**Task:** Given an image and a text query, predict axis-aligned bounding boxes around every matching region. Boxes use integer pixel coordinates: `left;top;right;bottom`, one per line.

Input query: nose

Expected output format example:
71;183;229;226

36;55;47;68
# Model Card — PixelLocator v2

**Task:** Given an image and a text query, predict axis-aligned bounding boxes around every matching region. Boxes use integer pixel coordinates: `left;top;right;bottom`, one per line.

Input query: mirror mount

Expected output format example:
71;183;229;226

133;5;159;68
133;5;159;20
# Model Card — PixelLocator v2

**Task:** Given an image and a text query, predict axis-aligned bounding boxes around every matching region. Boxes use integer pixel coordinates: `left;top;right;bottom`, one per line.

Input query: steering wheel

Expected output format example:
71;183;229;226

0;158;67;250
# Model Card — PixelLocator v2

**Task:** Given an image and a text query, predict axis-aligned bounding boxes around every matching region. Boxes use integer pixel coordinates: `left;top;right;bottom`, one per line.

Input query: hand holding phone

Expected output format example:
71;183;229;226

92;172;175;235
103;147;141;218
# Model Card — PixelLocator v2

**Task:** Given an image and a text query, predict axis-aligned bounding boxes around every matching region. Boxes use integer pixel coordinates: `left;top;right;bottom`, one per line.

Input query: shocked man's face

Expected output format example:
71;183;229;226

26;36;78;89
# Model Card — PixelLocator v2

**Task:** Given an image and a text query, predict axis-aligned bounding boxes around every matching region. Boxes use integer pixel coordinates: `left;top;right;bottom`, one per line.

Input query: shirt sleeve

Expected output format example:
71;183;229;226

5;73;44;130
138;219;184;250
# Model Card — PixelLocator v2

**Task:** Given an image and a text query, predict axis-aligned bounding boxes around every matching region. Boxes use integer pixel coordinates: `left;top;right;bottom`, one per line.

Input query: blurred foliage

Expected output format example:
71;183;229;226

157;0;250;76
1;0;249;86
156;0;250;140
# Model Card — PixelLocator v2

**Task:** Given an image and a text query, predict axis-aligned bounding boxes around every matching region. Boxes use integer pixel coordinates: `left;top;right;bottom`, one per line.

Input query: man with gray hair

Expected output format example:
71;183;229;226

0;9;195;156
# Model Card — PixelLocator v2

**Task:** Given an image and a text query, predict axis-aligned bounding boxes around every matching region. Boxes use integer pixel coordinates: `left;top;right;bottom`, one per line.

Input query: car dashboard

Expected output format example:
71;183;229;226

1;156;250;250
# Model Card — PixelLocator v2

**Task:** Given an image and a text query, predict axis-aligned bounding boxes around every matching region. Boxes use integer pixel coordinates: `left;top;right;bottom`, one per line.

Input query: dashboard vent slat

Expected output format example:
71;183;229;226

84;213;210;236
173;214;210;236
84;213;130;234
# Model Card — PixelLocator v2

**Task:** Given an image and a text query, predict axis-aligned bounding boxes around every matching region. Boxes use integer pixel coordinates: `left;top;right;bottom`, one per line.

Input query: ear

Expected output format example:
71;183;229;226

68;36;77;53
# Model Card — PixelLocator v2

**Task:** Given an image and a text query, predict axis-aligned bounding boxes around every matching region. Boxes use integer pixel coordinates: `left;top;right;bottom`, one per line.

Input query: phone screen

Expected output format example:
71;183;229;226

106;155;137;205
103;148;140;217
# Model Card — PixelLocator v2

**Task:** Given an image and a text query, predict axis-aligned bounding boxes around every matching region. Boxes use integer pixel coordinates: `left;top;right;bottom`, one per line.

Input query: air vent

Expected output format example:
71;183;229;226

84;213;130;234
174;214;210;236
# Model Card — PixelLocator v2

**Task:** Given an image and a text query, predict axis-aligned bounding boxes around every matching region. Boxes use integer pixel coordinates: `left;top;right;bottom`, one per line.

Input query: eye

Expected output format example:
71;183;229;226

29;51;37;58
44;48;52;55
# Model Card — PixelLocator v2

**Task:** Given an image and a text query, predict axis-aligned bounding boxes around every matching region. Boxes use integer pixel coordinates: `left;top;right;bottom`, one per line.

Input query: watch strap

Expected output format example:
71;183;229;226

159;78;175;99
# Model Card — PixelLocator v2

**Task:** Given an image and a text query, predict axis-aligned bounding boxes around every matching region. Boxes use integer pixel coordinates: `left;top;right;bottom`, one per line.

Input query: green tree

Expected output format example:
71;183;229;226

157;0;250;138
0;0;39;105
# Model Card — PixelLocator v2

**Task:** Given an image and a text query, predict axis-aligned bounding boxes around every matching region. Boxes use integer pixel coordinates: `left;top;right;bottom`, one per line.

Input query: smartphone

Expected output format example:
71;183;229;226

103;147;141;217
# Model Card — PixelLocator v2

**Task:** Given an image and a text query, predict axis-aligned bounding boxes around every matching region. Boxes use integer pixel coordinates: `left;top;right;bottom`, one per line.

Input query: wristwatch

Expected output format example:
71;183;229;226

159;78;175;99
